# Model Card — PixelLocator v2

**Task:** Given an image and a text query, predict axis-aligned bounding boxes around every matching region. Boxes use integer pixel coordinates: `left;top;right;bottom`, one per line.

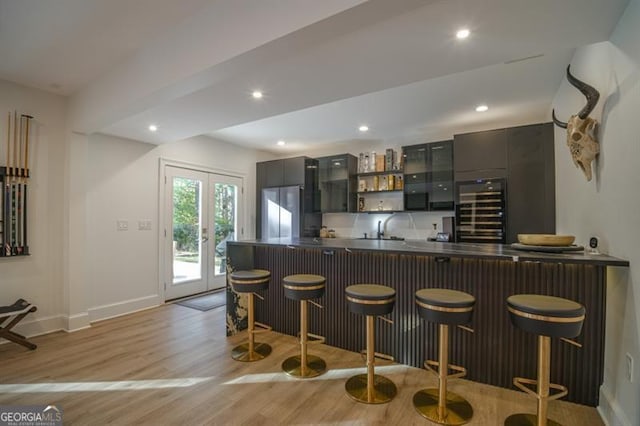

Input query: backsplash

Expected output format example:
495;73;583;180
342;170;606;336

322;211;454;240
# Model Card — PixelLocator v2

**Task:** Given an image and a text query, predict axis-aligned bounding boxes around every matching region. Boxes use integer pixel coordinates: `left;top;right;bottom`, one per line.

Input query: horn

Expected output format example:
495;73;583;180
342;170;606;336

552;109;567;129
566;65;600;119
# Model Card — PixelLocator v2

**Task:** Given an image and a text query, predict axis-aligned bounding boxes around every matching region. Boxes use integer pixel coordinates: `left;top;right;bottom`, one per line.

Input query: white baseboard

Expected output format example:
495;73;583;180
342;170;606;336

598;385;632;426
66;312;91;331
0;314;66;346
88;294;162;323
1;295;163;346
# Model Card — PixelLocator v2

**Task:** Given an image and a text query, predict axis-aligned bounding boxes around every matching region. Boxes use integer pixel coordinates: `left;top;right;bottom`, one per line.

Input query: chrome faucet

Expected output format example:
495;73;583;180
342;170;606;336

377;220;383;239
383;213;397;238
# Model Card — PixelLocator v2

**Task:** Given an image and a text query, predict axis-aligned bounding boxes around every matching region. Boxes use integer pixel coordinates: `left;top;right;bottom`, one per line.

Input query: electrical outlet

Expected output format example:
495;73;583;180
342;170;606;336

117;220;128;231
626;353;633;382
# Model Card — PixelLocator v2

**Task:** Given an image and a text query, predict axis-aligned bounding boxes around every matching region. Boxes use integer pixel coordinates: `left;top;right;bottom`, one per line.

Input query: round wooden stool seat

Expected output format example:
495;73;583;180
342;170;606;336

416;288;475;325
345;284;396;316
507;294;585;338
229;269;270;293
283;274;326;301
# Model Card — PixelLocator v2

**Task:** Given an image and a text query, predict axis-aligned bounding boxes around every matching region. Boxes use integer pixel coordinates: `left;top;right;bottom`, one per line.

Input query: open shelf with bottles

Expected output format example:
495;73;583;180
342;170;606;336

357;172;404;192
356;189;404;212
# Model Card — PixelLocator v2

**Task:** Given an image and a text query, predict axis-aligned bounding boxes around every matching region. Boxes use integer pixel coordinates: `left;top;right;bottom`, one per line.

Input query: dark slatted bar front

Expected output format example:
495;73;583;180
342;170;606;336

241;244;606;406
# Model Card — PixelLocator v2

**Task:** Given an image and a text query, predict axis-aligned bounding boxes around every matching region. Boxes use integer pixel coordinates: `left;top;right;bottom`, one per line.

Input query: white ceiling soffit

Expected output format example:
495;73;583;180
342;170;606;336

68;0;367;133
99;0;629;147
211;49;575;153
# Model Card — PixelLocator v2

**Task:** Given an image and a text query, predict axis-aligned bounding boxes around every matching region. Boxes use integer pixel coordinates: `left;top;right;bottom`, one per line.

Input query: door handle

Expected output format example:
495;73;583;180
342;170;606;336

202;236;209;243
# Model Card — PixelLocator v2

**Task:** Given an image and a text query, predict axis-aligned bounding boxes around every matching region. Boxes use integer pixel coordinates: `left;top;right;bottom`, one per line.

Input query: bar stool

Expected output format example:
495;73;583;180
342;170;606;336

281;274;327;378
345;284;397;404
505;294;585;426
228;269;272;362
414;289;475;425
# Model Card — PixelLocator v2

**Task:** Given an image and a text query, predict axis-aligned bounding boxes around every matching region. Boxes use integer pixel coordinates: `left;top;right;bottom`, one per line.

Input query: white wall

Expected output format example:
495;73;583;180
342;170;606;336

0;80;67;336
553;1;640;424
85;133;275;321
0;78;276;338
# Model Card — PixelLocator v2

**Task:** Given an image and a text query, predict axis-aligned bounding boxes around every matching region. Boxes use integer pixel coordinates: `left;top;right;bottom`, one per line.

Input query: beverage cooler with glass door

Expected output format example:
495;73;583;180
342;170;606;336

455;178;506;243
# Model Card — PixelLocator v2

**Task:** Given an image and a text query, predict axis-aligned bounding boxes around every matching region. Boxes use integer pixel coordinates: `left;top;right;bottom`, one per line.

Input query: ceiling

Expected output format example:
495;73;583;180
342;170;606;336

0;0;630;154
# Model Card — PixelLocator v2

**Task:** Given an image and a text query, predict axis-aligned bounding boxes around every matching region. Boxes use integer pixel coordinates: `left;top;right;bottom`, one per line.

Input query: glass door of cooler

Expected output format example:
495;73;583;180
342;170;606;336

455;178;506;243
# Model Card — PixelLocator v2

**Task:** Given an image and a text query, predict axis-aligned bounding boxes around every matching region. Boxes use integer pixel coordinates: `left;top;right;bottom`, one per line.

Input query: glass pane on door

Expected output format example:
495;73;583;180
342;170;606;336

172;176;202;283
213;182;237;276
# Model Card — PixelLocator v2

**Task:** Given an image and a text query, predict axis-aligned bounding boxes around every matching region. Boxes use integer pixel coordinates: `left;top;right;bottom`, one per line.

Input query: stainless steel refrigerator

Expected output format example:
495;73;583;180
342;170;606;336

261;186;302;239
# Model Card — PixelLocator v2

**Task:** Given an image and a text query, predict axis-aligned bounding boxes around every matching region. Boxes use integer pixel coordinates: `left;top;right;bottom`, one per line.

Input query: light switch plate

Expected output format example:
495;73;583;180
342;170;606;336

138;220;152;231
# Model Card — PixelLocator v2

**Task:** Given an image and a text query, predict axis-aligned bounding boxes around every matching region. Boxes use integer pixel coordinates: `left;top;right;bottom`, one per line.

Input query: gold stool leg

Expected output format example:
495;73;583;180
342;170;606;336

282;300;326;378
231;292;272;362
413;324;473;425
345;315;397;404
505;336;563;426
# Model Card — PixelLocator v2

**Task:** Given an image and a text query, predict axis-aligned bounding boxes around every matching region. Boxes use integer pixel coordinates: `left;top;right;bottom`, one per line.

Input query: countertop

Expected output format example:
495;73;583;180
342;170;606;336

229;238;629;267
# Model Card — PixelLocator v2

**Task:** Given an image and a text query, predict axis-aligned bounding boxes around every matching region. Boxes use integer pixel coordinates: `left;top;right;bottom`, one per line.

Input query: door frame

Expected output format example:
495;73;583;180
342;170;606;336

158;158;246;301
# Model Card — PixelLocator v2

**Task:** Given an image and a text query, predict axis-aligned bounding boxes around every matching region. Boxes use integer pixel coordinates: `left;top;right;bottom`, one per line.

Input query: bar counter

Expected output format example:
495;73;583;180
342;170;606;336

225;238;629;406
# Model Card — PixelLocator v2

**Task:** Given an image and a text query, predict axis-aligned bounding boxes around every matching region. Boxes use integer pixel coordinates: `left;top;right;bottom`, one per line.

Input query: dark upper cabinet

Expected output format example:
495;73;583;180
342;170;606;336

283;157;307;186
317;154;357;213
258;157;309;188
506;123;555;243
263;160;284;188
403;145;429;174
402;141;454;211
453;129;508;178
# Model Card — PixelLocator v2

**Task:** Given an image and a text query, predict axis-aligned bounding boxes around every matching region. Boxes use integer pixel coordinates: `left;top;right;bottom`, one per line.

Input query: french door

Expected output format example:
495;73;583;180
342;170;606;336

164;166;243;300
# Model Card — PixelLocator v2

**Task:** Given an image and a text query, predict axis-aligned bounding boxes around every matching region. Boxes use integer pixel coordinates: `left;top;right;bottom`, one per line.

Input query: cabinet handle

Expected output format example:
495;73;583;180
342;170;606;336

435;256;450;263
323;250;335;256
287;245;296;250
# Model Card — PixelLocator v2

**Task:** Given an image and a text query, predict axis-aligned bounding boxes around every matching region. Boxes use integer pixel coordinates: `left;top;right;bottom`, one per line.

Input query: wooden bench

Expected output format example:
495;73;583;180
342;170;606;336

0;299;37;350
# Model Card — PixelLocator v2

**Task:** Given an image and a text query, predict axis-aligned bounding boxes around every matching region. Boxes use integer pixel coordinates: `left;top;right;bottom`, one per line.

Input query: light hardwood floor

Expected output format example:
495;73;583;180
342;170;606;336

0;304;603;425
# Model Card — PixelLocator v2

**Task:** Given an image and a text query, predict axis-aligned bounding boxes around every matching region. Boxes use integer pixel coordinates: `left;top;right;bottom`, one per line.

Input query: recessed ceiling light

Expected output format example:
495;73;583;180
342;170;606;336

475;105;489;112
148;124;158;132
277;140;285;146
456;28;470;39
252;90;263;99
359;125;369;132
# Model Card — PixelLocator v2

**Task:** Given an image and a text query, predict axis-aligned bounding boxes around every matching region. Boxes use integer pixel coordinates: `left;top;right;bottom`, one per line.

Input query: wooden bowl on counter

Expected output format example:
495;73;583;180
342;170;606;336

517;234;575;246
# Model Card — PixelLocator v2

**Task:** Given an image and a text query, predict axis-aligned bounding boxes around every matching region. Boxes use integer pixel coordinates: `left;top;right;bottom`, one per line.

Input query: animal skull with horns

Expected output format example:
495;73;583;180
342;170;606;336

552;65;601;181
